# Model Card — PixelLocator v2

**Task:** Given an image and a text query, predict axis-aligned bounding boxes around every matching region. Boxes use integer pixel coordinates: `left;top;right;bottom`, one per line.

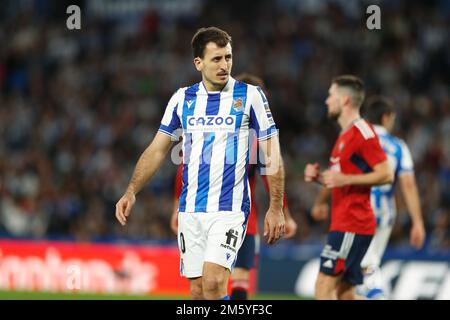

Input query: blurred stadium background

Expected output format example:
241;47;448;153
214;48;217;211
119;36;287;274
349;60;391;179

0;0;449;300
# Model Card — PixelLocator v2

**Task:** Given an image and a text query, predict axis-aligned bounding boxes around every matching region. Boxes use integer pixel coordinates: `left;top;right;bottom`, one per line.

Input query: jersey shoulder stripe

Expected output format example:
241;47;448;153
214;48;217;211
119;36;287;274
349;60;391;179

354;119;375;140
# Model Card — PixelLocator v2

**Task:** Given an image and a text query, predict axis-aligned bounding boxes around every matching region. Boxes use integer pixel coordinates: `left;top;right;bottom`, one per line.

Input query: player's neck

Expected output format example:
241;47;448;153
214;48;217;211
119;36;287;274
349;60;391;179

338;109;361;131
202;78;226;92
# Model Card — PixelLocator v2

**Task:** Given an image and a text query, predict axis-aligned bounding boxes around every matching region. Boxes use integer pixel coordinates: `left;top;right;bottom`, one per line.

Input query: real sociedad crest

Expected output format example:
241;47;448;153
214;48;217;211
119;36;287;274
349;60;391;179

233;98;243;112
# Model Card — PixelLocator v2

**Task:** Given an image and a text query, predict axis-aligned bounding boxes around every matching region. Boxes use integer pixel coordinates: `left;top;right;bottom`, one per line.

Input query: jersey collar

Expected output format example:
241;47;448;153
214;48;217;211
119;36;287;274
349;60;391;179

373;124;388;135
200;76;235;94
341;117;362;134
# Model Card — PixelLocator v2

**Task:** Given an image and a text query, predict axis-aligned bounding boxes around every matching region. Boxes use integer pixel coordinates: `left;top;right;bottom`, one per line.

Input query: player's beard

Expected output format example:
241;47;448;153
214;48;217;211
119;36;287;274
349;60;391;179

327;108;341;120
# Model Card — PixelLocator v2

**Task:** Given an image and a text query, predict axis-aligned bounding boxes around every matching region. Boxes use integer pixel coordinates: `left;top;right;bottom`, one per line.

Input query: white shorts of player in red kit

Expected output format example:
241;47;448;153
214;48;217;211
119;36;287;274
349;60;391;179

177;211;248;278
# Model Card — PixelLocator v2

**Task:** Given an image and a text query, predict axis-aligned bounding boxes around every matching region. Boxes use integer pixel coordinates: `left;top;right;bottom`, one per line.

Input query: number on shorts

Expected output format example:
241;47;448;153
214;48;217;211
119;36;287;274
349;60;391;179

179;232;186;253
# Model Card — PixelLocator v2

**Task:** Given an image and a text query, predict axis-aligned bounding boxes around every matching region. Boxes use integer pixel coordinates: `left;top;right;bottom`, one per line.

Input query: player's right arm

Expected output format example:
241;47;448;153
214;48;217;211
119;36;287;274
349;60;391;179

116;133;174;226
116;90;182;226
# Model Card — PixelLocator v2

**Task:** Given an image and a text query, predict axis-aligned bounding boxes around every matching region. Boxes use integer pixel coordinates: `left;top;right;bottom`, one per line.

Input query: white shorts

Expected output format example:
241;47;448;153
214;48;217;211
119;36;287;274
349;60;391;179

361;223;393;268
177;211;247;278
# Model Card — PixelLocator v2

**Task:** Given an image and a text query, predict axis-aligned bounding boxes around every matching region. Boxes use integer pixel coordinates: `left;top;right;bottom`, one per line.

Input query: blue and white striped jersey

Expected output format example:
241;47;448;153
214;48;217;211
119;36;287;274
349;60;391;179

371;125;414;226
158;77;278;214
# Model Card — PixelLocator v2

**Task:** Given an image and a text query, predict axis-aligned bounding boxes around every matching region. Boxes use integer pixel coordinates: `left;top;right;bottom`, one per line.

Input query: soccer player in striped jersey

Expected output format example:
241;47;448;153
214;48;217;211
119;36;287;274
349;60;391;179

115;27;286;300
359;96;425;299
304;75;393;300
170;73;298;300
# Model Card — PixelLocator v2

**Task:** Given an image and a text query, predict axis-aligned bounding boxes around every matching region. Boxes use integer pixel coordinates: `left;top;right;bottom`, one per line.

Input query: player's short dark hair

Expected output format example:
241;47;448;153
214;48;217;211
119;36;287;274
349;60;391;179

365;95;395;125
191;27;232;59
332;75;365;108
235;73;267;93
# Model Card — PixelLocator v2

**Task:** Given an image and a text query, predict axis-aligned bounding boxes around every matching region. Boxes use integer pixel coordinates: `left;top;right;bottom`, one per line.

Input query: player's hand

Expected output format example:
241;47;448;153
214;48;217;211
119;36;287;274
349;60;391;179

304;163;320;182
170;210;179;235
322;170;348;188
284;215;298;239
410;221;426;249
311;203;329;221
115;191;136;226
264;207;285;245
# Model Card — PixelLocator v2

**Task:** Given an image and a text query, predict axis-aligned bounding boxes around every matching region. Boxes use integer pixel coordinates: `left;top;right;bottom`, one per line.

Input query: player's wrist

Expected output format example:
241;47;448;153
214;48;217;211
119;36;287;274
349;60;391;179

342;174;352;186
269;203;283;212
125;187;137;197
411;219;424;227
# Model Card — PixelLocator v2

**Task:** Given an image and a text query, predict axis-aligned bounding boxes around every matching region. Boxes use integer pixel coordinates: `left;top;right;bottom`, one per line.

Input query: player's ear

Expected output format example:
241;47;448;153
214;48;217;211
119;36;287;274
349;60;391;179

342;94;352;107
193;57;203;71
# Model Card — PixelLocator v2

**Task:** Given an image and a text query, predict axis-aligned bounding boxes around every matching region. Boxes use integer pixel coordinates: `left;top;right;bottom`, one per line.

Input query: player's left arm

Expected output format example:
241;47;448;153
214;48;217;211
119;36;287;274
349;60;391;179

249;85;285;245
259;135;286;244
397;142;425;249
323;160;393;187
260;160;297;238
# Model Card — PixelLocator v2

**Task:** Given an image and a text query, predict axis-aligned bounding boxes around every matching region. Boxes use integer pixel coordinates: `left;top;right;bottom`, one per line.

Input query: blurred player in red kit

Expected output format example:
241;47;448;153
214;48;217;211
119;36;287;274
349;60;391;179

304;75;393;300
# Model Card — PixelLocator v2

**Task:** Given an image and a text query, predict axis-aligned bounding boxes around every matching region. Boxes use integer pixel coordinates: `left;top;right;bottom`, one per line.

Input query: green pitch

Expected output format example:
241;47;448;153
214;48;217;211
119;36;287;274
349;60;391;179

0;291;303;300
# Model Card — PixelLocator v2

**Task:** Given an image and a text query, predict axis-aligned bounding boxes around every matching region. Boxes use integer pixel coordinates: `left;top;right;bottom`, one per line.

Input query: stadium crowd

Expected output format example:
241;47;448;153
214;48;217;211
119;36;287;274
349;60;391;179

1;0;449;250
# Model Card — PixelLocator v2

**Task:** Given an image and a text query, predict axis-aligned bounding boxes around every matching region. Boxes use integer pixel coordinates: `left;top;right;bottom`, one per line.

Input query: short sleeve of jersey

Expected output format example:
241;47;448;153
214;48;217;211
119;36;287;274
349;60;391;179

158;90;181;139
358;133;387;169
398;140;414;174
249;86;278;141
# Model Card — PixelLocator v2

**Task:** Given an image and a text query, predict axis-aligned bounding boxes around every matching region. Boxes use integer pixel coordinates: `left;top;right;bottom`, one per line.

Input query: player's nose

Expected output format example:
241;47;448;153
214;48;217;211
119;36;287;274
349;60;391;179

219;60;228;70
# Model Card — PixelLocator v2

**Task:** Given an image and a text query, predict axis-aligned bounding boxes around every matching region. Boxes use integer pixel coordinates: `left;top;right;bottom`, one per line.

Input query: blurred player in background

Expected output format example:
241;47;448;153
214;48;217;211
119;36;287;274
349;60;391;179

171;73;298;300
116;27;286;300
304;75;393;300
358;96;426;299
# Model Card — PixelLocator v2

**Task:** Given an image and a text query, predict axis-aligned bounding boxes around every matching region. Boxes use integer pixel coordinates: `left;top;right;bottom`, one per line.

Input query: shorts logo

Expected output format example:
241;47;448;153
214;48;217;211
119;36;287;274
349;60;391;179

322;259;333;268
220;229;239;253
225;229;239;248
226;253;231;261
